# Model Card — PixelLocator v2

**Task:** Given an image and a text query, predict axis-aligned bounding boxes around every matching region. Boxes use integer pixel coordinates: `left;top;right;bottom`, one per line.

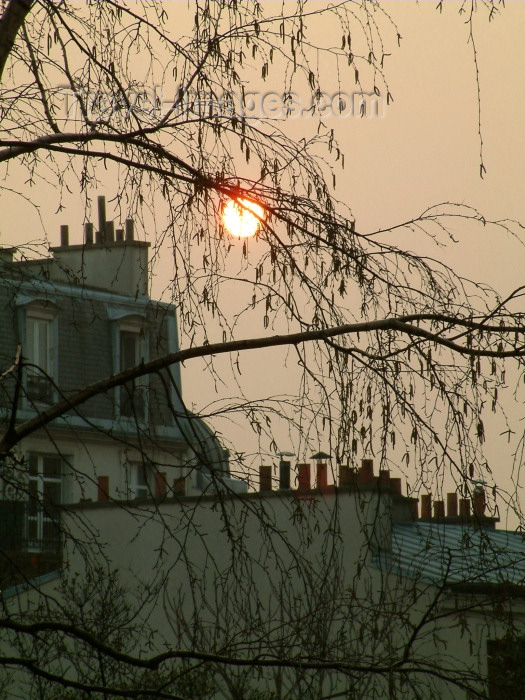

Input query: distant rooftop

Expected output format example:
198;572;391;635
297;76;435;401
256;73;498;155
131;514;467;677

0;195;150;297
376;521;525;590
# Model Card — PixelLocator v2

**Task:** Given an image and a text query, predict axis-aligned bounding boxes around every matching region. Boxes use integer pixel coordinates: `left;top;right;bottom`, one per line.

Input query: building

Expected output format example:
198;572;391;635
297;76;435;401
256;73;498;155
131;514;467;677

0;197;244;585
1;201;524;698
2;456;525;699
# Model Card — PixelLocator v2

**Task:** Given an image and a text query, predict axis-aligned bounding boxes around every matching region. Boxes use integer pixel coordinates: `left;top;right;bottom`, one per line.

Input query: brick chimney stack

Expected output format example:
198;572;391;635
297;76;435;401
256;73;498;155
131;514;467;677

49;195;150;296
358;458;375;486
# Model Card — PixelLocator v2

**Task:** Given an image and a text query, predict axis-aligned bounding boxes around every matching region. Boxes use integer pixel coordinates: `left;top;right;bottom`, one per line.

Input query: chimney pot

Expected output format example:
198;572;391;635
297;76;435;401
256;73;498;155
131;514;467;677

259;465;272;492
60;224;69;247
421;494;432;518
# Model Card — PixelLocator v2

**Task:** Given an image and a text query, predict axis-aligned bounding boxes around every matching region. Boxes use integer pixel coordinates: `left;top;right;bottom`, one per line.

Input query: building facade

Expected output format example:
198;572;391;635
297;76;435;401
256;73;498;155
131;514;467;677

0;200;524;698
2;457;524;699
0;198;240;580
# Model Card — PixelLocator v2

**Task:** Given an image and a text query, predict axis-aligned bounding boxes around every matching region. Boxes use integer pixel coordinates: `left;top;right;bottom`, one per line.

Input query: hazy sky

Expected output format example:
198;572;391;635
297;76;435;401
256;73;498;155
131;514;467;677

352;1;525;254
192;0;525;510
335;1;525;523
196;1;525;484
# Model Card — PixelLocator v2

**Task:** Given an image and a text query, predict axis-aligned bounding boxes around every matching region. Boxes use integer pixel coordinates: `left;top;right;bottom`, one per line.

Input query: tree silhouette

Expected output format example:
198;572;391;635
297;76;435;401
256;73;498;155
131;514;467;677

1;1;524;698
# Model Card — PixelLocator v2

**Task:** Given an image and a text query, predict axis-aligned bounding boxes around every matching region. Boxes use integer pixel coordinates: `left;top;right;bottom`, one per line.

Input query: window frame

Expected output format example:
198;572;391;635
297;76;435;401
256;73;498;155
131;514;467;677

113;318;149;422
24;307;58;406
126;460;151;500
26;452;63;552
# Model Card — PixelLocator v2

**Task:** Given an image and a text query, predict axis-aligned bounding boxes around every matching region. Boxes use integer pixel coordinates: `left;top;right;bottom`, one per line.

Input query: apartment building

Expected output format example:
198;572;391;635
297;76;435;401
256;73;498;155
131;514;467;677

0;197;239;565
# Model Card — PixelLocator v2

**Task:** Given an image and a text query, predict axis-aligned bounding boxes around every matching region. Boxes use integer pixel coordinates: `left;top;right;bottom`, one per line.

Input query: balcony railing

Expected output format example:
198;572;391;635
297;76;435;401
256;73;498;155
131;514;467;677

26;374;53;404
0;500;61;591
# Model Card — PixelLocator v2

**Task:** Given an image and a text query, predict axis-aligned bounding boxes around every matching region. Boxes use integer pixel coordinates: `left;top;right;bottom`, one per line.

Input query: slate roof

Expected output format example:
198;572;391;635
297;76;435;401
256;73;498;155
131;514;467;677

375;522;525;589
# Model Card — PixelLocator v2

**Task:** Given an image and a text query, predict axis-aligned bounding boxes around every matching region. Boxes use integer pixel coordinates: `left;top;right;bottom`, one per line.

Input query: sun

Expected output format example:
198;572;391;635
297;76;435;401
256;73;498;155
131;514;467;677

222;198;264;238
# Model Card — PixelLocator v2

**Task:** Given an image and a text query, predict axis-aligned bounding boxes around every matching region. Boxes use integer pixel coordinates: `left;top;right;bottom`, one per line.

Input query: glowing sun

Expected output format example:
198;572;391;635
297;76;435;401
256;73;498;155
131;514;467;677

222;198;264;238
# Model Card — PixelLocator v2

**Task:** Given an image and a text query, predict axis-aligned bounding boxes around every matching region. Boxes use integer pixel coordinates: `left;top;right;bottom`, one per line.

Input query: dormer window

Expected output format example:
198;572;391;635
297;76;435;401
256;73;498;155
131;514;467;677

117;322;148;421
25;308;57;405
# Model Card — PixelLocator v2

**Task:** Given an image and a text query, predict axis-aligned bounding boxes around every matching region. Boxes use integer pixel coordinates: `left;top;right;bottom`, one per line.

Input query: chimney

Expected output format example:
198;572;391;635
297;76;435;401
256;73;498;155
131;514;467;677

358;458;375;485
447;492;458;517
459;498;471;517
412;499;419;520
390;477;402;495
297;463;311;491
98;195;107;241
259;465;272;492
472;485;486;516
60;224;69;247
421;494;431;518
106;220;115;243
279;460;291;490
339;464;356;487
316;463;328;489
116;227;124;242
433;500;445;519
84;222;94;245
125;218;135;241
378;469;390;488
50;195;150;296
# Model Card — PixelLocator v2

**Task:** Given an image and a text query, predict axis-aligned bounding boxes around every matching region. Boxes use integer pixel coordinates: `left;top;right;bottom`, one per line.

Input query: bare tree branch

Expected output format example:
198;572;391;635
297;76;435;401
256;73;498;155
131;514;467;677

0;0;33;83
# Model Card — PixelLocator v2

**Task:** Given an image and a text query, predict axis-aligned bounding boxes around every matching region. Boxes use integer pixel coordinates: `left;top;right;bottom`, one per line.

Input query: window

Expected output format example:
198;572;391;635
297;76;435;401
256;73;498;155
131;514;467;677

127;461;149;500
27;454;62;551
25;312;56;404
119;327;147;420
